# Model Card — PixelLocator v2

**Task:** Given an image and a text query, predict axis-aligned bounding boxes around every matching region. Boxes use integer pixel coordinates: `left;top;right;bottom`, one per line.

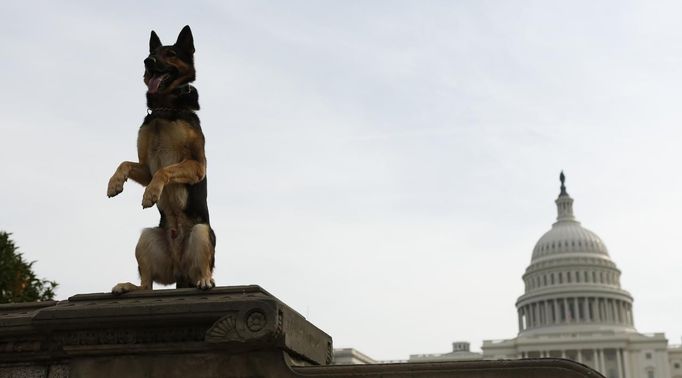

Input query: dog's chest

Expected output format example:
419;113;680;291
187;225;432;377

140;119;192;173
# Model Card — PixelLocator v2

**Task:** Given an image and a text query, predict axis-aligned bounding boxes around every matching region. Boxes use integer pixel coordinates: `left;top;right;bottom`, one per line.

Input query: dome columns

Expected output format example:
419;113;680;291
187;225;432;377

517;296;635;332
555;196;576;222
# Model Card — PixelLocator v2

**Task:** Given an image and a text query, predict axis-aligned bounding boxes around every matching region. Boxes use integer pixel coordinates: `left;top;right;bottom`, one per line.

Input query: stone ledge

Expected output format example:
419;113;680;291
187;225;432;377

0;285;331;366
297;358;605;377
0;286;605;377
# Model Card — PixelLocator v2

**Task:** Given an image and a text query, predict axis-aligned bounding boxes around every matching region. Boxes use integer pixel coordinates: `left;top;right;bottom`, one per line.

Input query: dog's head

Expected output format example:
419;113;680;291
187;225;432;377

144;25;196;95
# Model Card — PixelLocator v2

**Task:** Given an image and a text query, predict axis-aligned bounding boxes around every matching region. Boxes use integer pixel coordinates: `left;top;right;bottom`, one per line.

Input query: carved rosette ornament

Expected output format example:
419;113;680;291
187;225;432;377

246;310;266;332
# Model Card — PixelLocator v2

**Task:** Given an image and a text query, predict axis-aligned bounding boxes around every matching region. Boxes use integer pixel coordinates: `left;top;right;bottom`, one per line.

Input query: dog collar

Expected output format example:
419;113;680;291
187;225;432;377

147;107;179;114
146;85;195;114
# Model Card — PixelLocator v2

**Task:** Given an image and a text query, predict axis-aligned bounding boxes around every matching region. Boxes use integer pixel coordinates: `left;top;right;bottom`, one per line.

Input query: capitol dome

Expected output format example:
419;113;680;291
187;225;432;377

532;223;608;260
516;172;635;336
531;189;610;260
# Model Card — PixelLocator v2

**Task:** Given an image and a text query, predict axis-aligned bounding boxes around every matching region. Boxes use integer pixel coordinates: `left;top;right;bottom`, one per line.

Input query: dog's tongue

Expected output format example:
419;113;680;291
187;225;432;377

147;75;163;94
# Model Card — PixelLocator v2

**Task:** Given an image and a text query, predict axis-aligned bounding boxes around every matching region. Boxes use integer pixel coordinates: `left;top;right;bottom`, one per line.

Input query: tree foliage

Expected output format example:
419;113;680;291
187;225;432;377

0;231;57;303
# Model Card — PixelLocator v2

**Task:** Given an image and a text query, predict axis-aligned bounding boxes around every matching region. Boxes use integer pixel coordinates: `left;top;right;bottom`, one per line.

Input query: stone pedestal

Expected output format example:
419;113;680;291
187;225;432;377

0;286;329;377
0;286;603;377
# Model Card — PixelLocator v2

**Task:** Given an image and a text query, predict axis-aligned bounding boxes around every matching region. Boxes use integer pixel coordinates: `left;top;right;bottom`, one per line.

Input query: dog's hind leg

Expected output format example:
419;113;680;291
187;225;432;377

112;227;172;294
183;224;215;290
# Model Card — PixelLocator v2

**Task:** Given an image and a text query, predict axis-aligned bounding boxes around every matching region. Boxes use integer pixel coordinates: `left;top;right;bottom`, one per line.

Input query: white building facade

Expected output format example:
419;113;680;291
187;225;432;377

482;173;678;378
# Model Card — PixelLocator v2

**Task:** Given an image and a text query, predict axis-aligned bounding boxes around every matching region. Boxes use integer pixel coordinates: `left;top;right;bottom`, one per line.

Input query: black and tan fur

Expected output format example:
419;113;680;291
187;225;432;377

108;25;215;293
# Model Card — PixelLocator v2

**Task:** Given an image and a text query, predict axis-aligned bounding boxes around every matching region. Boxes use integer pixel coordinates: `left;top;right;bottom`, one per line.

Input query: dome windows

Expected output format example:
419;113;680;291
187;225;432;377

525;268;622;290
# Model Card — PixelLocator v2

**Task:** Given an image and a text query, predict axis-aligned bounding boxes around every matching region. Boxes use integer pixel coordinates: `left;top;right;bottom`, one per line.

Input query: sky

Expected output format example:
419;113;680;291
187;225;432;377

2;0;682;361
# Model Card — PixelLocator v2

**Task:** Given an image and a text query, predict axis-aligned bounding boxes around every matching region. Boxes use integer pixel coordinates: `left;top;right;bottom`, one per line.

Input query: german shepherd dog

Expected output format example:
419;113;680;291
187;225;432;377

108;25;215;293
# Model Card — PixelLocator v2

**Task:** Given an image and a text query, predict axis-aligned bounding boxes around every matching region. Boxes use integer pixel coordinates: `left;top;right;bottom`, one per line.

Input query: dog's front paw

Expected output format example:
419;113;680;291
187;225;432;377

141;183;163;208
112;282;137;295
107;174;126;197
196;278;215;290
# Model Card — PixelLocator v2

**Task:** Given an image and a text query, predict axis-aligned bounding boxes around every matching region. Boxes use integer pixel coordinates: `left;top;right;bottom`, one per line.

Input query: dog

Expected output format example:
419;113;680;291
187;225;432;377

107;25;216;294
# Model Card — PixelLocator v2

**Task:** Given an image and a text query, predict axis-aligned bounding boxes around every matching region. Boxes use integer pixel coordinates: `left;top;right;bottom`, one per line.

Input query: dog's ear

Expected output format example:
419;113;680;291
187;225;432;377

149;31;162;53
175;25;195;54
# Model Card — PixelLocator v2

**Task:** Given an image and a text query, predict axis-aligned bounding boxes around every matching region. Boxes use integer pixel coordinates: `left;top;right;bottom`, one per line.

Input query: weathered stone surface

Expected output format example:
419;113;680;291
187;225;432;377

297;358;605;377
0;286;330;373
0;286;604;377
